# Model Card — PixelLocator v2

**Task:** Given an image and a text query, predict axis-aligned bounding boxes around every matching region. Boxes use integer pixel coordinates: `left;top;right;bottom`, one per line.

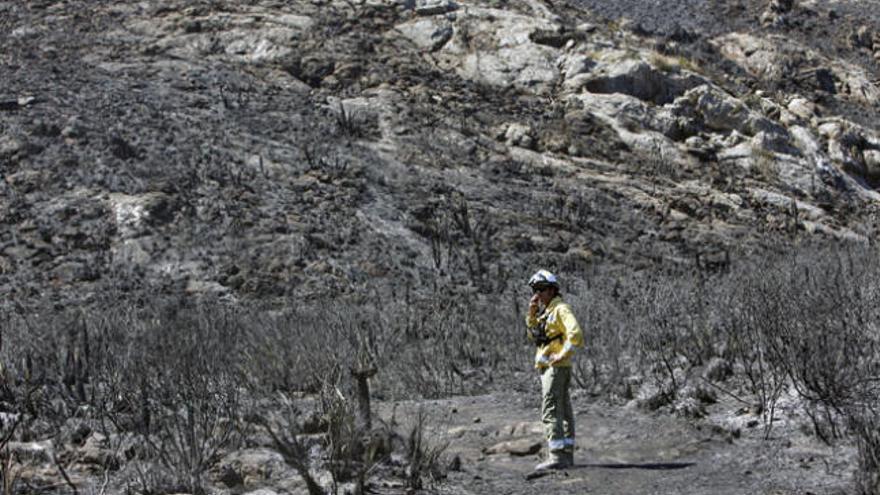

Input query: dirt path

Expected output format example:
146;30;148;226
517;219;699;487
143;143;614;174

386;389;854;495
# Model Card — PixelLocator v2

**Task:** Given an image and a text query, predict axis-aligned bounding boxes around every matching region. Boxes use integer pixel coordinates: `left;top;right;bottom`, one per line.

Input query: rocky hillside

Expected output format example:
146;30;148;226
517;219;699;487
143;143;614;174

3;0;880;303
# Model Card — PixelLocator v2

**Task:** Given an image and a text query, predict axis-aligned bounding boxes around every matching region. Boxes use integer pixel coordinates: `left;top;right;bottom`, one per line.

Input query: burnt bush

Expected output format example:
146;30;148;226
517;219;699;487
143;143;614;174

3;241;880;493
0;281;524;493
566;245;880;493
568;265;724;404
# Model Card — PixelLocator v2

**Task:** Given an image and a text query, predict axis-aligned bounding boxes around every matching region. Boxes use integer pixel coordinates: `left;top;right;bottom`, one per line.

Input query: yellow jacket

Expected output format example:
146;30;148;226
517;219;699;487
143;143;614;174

526;295;584;368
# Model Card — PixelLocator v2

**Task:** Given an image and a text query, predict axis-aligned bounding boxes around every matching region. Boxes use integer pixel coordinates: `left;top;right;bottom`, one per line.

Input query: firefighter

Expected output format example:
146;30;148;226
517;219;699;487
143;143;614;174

526;269;584;470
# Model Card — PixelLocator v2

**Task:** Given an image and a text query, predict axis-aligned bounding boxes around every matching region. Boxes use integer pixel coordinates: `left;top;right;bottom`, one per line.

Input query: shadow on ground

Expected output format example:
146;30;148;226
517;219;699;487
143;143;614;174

582;462;696;470
526;461;695;480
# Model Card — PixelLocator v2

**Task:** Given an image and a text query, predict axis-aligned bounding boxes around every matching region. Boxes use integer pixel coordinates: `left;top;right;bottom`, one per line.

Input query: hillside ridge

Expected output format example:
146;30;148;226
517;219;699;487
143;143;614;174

2;0;880;302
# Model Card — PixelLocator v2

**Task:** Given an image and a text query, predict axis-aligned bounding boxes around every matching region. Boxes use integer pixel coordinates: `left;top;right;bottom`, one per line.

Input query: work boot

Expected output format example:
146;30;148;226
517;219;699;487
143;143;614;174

561;449;575;467
534;451;568;471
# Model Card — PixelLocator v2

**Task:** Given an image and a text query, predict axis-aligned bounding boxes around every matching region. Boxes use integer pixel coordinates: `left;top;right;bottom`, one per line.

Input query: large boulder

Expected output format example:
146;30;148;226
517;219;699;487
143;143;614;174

394;18;454;52
568;53;705;105
670;84;786;138
821;120;880;183
401;6;563;93
569;92;690;140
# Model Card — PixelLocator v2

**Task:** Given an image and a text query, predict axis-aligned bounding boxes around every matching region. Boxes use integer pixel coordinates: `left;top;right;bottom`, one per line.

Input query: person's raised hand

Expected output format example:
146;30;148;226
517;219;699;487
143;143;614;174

529;294;540;315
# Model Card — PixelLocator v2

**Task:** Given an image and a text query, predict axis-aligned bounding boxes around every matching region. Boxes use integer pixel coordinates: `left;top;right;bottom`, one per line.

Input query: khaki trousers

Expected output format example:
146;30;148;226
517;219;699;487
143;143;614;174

540;366;575;452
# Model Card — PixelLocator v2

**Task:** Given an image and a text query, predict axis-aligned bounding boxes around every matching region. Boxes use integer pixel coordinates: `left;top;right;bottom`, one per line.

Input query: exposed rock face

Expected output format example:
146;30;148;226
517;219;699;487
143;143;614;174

405;5;564;93
713;32;880;107
671;85;781;137
573;55;706;105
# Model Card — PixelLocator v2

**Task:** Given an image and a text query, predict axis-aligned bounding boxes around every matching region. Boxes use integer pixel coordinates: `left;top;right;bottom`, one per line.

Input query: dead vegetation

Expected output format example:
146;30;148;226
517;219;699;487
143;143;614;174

573;243;880;494
0;242;879;493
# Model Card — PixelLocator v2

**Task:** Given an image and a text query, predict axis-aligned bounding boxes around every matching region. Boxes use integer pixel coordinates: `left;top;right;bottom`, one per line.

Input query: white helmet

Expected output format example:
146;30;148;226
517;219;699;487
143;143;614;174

528;269;558;289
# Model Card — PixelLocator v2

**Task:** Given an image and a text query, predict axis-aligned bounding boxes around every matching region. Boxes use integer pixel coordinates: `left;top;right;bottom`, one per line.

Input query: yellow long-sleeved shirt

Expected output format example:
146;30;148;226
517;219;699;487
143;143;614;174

525;295;584;368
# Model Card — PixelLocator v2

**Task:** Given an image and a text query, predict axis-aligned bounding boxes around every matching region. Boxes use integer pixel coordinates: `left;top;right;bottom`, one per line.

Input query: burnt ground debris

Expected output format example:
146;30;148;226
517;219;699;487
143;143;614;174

2;0;880;493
